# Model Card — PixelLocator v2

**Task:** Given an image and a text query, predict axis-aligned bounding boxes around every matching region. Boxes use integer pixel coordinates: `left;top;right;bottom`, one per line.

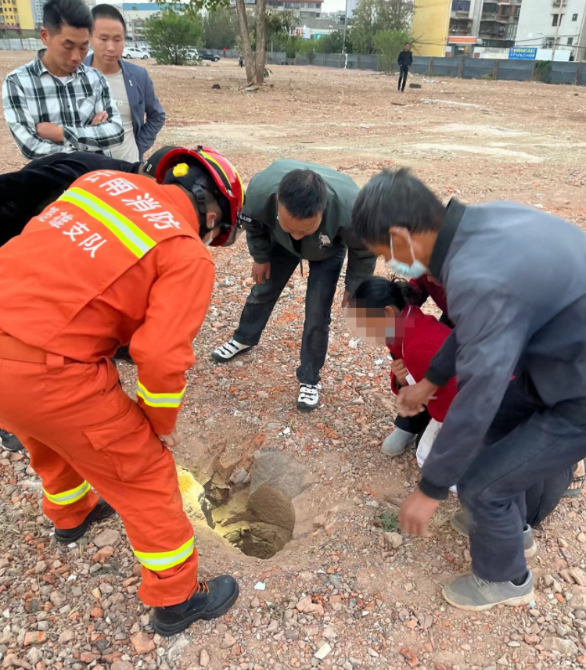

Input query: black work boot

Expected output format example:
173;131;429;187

54;499;117;544
0;428;24;453
153;576;239;637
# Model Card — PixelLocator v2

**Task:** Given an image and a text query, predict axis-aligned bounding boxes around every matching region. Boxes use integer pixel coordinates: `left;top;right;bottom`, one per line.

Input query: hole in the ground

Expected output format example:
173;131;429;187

178;448;308;560
211;484;294;559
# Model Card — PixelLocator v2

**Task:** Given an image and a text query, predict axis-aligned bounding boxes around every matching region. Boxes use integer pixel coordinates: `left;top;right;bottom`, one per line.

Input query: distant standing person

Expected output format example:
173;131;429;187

2;0;124;160
86;4;165;161
398;43;412;92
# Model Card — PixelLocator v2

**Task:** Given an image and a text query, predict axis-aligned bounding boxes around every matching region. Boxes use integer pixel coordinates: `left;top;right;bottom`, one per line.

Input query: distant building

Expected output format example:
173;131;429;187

266;0;323;18
31;0;43;26
0;0;35;30
516;0;586;59
412;0;521;57
291;15;343;37
91;2;184;42
411;0;451;56
346;0;358;17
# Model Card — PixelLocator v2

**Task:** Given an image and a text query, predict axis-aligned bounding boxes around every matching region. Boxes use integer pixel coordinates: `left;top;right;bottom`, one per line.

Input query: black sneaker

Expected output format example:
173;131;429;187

54;499;117;544
0;428;24;453
211;338;251;363
297;383;319;411
153;576;239;637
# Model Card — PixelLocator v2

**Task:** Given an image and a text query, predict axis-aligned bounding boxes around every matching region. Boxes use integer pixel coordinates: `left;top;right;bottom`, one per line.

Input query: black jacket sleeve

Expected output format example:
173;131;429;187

0;154;140;247
425;331;457;387
420;288;531;500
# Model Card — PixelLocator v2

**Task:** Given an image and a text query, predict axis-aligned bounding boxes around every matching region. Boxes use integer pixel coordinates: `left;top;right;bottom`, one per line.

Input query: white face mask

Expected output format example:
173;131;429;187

386;232;428;279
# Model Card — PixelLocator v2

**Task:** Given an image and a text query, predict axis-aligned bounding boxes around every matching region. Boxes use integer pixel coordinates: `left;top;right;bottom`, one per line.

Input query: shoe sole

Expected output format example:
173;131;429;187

381;446;406;457
297;402;318;411
442;586;534;612
2;444;24;453
153;583;240;637
451;516;537;558
55;504;117;544
211;347;251;364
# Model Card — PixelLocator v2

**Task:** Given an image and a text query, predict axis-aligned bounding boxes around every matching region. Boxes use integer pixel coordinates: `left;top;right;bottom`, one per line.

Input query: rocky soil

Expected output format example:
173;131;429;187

1;53;586;670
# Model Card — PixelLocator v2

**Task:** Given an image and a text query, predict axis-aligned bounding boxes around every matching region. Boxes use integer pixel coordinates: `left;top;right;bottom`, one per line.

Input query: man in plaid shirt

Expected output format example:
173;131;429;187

2;0;124;160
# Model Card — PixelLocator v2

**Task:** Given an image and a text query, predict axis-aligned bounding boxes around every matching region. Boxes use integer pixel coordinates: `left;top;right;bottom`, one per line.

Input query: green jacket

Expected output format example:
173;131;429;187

241;159;376;293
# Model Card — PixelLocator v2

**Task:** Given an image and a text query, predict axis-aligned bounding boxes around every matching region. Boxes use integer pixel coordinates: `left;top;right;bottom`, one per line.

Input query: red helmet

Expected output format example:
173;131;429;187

148;145;244;247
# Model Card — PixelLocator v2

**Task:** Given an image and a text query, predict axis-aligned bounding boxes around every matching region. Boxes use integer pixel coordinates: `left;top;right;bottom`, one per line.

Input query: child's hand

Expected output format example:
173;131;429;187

391;359;409;386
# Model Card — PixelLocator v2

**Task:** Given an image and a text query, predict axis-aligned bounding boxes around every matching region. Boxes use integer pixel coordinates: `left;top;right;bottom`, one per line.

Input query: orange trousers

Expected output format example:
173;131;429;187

0;355;198;607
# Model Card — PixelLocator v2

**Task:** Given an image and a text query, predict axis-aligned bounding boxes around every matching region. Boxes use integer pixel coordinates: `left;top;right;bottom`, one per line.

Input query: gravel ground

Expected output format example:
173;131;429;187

1;52;586;670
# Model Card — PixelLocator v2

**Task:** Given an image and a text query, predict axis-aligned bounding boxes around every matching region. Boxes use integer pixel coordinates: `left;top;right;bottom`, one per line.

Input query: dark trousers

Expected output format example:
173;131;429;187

234;245;346;386
525;466;574;527
396;407;431;435
458;373;586;582
398;66;409;91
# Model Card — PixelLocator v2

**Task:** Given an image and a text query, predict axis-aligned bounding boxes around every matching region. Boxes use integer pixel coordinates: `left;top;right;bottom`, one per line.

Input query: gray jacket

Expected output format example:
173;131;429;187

419;200;586;499
83;56;165;160
241;159;375;293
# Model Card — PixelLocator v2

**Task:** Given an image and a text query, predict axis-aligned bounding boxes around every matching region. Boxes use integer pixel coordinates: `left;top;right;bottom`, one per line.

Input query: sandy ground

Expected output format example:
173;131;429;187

1;53;586;670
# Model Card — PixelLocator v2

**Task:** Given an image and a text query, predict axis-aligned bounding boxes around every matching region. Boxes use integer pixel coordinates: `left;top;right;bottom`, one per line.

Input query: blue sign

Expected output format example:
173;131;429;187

509;47;537;61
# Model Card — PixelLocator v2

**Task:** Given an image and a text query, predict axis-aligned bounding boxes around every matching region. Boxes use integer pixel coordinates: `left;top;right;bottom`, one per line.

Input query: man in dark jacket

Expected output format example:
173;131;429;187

352;167;586;612
85;4;165;161
212;160;376;411
397;43;413;92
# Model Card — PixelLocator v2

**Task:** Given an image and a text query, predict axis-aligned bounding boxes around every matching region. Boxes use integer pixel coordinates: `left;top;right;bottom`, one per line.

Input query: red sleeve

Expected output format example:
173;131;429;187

402;330;457;423
129;237;215;435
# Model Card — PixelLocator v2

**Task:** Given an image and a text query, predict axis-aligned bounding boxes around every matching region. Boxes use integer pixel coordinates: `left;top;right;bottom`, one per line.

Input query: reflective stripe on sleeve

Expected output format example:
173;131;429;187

137;380;186;408
44;480;91;505
59;187;156;258
133;537;195;571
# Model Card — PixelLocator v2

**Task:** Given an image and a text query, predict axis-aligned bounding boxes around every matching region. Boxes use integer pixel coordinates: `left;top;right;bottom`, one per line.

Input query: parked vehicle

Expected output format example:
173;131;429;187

123;47;149;60
186;48;202;62
200;49;220;62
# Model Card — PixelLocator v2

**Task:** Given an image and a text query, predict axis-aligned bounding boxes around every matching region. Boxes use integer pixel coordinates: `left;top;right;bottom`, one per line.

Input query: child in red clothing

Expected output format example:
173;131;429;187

348;275;456;464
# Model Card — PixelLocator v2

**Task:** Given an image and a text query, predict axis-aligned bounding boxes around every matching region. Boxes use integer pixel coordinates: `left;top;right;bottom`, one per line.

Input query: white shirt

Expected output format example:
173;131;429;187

105;69;139;163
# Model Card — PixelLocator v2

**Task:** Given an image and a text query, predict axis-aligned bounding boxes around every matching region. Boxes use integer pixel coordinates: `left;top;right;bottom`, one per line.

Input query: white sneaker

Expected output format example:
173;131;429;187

297;384;319;411
211;338;251;363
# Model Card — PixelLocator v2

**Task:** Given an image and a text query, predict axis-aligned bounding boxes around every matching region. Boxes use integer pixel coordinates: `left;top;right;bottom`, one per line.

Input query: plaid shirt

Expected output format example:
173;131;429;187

2;50;124;160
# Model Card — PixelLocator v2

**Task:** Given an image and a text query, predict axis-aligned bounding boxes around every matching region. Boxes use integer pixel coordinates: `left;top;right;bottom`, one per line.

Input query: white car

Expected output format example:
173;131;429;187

123;47;149;60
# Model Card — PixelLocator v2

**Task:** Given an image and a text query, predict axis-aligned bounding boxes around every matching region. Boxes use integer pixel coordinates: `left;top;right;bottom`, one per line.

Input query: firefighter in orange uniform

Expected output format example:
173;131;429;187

0;146;244;637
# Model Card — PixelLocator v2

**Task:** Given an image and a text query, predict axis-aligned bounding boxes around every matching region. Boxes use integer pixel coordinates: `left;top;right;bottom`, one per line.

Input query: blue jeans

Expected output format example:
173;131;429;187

234;244;346;385
458;373;586;582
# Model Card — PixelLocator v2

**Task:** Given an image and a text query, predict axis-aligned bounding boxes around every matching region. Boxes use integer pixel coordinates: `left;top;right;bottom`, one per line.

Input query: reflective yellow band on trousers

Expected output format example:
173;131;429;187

133;537;195;571
137;380;186;408
44;480;91;505
59;187;156;258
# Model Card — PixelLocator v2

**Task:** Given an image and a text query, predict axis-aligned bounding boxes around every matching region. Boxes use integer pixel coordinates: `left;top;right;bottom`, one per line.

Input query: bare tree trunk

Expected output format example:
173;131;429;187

255;0;268;85
235;0;255;84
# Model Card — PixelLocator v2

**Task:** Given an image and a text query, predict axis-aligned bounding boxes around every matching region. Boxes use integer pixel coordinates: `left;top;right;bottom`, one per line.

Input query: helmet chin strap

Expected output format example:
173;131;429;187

189;184;212;239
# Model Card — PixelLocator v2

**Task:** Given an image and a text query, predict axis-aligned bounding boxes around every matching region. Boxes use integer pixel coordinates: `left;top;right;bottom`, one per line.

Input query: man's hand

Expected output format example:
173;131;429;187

252;261;271;285
391;358;409;386
399;487;439;537
397;378;438;416
91;111;109;126
36;122;64;143
342;290;351;308
158;430;181;449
